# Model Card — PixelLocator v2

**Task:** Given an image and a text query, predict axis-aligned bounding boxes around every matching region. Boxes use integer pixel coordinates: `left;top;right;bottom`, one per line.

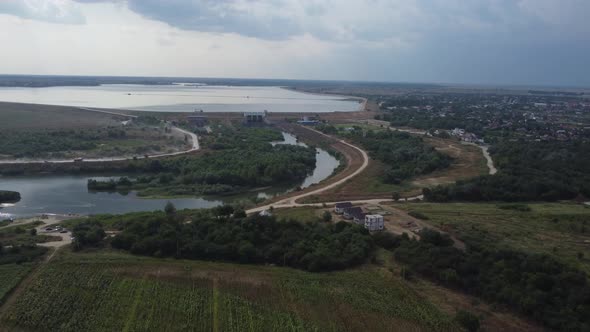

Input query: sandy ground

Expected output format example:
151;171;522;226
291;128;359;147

3;215;78;248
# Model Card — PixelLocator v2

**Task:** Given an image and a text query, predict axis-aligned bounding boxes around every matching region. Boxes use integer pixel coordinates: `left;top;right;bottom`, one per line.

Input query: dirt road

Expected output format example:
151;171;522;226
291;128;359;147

247;127;369;213
0;121;199;165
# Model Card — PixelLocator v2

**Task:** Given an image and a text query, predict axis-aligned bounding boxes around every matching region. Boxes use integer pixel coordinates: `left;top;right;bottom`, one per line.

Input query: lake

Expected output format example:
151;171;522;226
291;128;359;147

0;84;361;113
0;133;339;218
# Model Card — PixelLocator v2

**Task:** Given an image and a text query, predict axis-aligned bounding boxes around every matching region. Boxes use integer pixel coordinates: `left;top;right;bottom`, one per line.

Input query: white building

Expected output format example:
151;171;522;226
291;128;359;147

364;214;384;231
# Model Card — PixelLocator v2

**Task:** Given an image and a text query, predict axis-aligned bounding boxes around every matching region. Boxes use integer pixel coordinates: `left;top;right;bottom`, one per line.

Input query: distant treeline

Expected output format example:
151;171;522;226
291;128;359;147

528;90;584;96
378;229;590;331
425;140;590;202
73;207;373;272
0;190;20;203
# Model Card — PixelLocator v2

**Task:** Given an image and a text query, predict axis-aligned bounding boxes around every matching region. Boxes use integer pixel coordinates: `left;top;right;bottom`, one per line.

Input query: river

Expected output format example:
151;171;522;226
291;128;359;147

0;133;339;218
0;85;361;113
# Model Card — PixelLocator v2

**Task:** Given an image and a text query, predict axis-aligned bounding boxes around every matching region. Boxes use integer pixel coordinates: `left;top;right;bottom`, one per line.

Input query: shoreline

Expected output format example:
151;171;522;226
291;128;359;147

280;86;367;112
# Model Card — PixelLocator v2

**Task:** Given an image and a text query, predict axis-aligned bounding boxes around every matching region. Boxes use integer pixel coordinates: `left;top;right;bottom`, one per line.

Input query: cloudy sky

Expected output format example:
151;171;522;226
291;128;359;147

1;0;589;86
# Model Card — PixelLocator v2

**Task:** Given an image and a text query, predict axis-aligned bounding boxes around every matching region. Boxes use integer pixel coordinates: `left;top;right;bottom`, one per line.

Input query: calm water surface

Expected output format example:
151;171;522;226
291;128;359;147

0;84;361;113
0;133;339;218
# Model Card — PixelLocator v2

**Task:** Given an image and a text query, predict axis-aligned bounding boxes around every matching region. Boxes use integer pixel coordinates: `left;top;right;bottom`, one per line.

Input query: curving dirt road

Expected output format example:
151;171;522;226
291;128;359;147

0;123;199;165
247;127;370;214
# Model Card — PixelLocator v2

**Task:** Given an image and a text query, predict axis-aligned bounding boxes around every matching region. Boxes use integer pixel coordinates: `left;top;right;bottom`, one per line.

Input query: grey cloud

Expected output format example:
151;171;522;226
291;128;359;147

125;0;302;40
0;0;85;24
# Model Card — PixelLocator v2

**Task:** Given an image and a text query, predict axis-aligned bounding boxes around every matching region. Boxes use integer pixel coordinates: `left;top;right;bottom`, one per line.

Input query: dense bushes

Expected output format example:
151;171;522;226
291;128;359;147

0;130;100;158
0;244;47;265
425;139;590;202
89;208;373;272
87;127;317;196
72;221;106;250
346;129;452;184
0;190;20;203
384;229;590;331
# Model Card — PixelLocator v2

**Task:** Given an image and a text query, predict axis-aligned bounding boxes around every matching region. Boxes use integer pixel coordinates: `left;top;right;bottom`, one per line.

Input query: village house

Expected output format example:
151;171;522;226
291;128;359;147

352;210;367;225
364;214;384;231
343;207;363;220
334;202;352;214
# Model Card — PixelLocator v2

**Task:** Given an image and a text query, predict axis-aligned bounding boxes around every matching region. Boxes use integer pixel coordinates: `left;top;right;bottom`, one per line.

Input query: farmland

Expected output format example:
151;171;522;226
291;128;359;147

0;264;34;304
0;250;460;332
393;202;590;273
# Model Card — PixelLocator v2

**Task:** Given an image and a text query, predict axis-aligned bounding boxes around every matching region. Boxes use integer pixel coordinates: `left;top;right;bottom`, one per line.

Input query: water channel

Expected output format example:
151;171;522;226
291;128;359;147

0;133;339;218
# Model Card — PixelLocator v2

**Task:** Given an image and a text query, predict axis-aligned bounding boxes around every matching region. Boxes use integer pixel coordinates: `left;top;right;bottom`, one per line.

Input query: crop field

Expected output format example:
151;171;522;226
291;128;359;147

394;202;590;273
0;250;458;332
0;264;33;303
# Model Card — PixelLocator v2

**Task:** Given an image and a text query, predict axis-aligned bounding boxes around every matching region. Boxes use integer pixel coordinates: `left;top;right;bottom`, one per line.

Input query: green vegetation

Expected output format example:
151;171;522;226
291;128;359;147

0;243;47;303
87;126;317;197
319;125;451;185
0;190;20;203
454;310;480;332
425;140;590;202
0;222;59;247
395;202;590;273
76;207;372;272
0;123;186;159
385;228;590;331
71;220;106;251
0;264;34;303
0;250;458;331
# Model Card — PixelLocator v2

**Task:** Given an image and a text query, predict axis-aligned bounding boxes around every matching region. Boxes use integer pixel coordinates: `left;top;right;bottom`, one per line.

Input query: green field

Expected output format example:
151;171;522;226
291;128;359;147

0;264;34;304
395;202;590;273
0;250;459;332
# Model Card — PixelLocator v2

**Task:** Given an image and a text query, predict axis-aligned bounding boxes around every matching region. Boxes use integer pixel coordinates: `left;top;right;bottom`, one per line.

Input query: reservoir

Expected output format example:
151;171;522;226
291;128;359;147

0;85;361;113
0;133;339;218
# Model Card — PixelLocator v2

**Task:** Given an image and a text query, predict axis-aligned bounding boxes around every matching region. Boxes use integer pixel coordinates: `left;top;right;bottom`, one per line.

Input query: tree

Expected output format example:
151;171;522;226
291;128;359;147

455;310;480;332
392;192;401;201
233;208;247;218
164;202;176;216
29;228;37;236
322;211;332;222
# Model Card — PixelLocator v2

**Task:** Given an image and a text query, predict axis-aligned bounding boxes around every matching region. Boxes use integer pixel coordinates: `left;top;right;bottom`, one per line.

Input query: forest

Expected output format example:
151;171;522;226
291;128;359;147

424;140;590;201
87;127;317;196
325;126;452;184
385;229;590;331
72;206;373;272
0;190;20;203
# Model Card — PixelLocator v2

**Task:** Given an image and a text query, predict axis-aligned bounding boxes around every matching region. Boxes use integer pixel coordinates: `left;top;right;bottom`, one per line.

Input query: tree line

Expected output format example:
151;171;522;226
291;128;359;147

424;140;590;202
72;206;373;272
378;229;590;331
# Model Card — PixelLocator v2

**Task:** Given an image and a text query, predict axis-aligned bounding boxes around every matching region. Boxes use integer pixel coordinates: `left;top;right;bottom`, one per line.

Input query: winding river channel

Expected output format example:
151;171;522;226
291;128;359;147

0;133;339;218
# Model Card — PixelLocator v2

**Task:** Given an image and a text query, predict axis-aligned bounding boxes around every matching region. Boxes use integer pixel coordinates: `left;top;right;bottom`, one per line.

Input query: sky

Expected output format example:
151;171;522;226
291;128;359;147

0;0;589;86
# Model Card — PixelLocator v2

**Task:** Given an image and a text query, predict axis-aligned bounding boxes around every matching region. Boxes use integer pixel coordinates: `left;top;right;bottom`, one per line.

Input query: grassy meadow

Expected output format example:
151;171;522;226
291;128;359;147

394;202;590;273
